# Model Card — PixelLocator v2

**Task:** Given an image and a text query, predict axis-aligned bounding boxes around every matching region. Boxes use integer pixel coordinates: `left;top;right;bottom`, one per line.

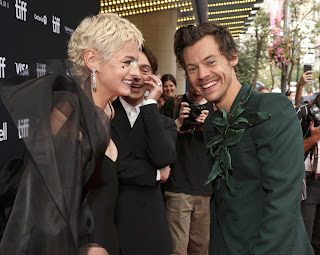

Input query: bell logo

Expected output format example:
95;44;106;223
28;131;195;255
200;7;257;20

0;122;7;142
52;16;60;34
15;0;27;21
0;57;6;79
36;63;46;78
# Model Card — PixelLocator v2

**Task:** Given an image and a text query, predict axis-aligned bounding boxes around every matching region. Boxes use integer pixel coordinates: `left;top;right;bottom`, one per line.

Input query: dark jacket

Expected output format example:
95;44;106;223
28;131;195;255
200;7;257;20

204;82;313;255
161;94;213;196
111;98;177;255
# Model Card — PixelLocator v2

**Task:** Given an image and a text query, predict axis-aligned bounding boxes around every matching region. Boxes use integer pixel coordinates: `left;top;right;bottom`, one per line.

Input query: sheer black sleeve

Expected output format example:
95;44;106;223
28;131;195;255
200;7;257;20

0;59;110;255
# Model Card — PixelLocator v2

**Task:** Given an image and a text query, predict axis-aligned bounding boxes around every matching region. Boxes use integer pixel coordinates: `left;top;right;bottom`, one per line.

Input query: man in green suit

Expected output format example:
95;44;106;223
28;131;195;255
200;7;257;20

173;23;313;255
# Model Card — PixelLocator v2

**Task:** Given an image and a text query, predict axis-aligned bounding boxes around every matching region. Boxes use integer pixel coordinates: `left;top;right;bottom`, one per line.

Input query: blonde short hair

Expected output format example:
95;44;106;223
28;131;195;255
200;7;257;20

68;13;143;70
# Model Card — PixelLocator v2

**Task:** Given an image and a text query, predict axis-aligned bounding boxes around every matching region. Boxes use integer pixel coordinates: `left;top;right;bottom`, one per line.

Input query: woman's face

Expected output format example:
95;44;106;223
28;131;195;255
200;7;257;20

162;80;176;99
96;40;140;98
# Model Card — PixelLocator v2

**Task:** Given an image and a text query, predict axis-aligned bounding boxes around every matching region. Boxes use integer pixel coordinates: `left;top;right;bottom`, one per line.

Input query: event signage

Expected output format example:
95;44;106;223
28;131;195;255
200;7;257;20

0;57;5;79
52;15;60;34
0;0;99;79
0;0;9;8
34;13;47;25
15;0;27;21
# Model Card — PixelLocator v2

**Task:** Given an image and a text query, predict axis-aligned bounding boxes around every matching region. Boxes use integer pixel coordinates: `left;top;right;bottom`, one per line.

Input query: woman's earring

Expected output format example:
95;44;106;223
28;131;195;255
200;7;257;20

92;69;97;92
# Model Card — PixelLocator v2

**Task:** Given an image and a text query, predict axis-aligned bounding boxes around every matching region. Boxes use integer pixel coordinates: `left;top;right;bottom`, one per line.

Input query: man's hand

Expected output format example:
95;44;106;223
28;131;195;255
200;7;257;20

159;165;171;183
295;71;313;105
310;120;320;140
298;71;313;87
304;120;320;152
195;109;209;124
144;74;163;101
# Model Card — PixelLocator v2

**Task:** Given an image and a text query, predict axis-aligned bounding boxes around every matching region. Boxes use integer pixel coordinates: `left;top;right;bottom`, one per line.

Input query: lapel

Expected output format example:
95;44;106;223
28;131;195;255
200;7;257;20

207;84;251;212
111;98;132;141
205;115;228;211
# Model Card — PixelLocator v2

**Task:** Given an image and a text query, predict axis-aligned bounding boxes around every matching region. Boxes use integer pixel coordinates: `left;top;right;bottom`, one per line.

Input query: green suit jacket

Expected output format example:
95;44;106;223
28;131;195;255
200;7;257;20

203;83;313;255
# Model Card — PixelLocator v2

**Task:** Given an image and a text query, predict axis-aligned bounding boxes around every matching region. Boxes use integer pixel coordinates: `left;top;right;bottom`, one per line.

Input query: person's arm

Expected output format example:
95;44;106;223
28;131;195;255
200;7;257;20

253;94;305;255
295;71;313;106
140;104;177;168
116;105;176;187
303;121;320;152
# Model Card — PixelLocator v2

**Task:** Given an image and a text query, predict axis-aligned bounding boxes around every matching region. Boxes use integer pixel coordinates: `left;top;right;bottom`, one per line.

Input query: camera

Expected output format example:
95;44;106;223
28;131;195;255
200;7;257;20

183;103;206;126
308;104;320;127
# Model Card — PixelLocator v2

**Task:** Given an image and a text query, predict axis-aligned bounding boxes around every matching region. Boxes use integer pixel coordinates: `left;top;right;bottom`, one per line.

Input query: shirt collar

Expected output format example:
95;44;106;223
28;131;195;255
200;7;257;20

230;82;250;112
119;97;142;116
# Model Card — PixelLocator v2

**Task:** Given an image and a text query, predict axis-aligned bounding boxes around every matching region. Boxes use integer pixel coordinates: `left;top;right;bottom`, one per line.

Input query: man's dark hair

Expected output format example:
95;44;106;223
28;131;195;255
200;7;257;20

174;22;237;71
141;45;158;74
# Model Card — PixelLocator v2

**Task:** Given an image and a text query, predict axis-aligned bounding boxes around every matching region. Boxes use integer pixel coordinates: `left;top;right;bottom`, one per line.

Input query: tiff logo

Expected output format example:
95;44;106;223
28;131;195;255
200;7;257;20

18;118;29;139
15;62;29;76
0;57;6;79
15;0;27;21
36;63;46;78
52;16;60;34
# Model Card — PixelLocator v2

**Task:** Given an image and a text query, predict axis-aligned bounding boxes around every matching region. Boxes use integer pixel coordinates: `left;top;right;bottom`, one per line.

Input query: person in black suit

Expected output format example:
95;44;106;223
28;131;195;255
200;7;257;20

111;46;177;255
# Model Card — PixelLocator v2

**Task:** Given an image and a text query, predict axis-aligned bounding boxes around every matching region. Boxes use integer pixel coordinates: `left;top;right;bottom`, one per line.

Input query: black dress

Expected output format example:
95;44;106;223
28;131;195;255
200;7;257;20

88;155;119;255
0;60;110;255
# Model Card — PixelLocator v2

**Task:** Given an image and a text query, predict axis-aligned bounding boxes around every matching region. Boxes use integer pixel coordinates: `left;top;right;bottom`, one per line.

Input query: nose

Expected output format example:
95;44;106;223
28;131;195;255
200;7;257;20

198;65;210;80
129;64;140;79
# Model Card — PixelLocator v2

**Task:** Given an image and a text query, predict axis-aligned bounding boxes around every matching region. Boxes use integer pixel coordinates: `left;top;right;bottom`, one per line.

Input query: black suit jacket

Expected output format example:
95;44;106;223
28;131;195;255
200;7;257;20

111;98;176;255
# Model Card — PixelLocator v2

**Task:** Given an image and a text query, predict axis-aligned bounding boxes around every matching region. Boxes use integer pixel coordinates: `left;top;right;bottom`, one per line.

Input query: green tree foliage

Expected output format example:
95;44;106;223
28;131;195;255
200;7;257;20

271;0;320;87
237;9;271;89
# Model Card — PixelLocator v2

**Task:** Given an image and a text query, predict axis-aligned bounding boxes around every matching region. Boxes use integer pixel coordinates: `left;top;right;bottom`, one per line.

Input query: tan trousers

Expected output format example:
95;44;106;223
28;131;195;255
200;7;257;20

164;192;210;255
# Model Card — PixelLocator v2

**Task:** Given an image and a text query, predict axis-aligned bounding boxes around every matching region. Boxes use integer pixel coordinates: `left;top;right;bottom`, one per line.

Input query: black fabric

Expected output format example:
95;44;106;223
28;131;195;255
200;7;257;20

0;96;27;240
111;98;176;255
301;179;320;254
0;59;110;255
88;156;119;255
161;94;214;196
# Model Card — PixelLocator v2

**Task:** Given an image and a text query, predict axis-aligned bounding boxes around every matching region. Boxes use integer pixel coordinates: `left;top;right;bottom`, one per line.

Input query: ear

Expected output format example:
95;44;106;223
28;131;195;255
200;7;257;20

84;49;97;71
230;51;238;67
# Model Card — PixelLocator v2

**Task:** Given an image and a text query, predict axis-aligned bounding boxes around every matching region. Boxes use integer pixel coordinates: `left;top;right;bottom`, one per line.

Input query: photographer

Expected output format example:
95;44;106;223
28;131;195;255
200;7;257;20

296;95;320;254
160;83;214;255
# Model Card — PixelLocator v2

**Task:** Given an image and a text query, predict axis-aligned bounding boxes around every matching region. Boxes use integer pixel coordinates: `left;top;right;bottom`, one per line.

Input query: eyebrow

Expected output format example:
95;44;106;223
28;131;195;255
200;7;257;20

140;64;151;69
123;56;137;60
185;54;217;67
203;54;216;61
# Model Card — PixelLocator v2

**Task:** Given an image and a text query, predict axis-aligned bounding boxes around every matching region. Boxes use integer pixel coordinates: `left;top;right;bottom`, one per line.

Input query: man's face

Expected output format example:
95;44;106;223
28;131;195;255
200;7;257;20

183;35;238;105
122;51;152;105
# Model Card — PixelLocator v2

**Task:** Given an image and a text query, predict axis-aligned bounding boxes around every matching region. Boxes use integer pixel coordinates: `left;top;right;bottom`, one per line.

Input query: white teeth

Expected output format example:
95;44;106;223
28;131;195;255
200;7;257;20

123;80;132;85
202;81;217;89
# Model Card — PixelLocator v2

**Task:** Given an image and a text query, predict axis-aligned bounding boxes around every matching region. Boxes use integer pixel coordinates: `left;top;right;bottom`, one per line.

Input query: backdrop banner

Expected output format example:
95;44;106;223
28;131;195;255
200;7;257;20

0;0;100;79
